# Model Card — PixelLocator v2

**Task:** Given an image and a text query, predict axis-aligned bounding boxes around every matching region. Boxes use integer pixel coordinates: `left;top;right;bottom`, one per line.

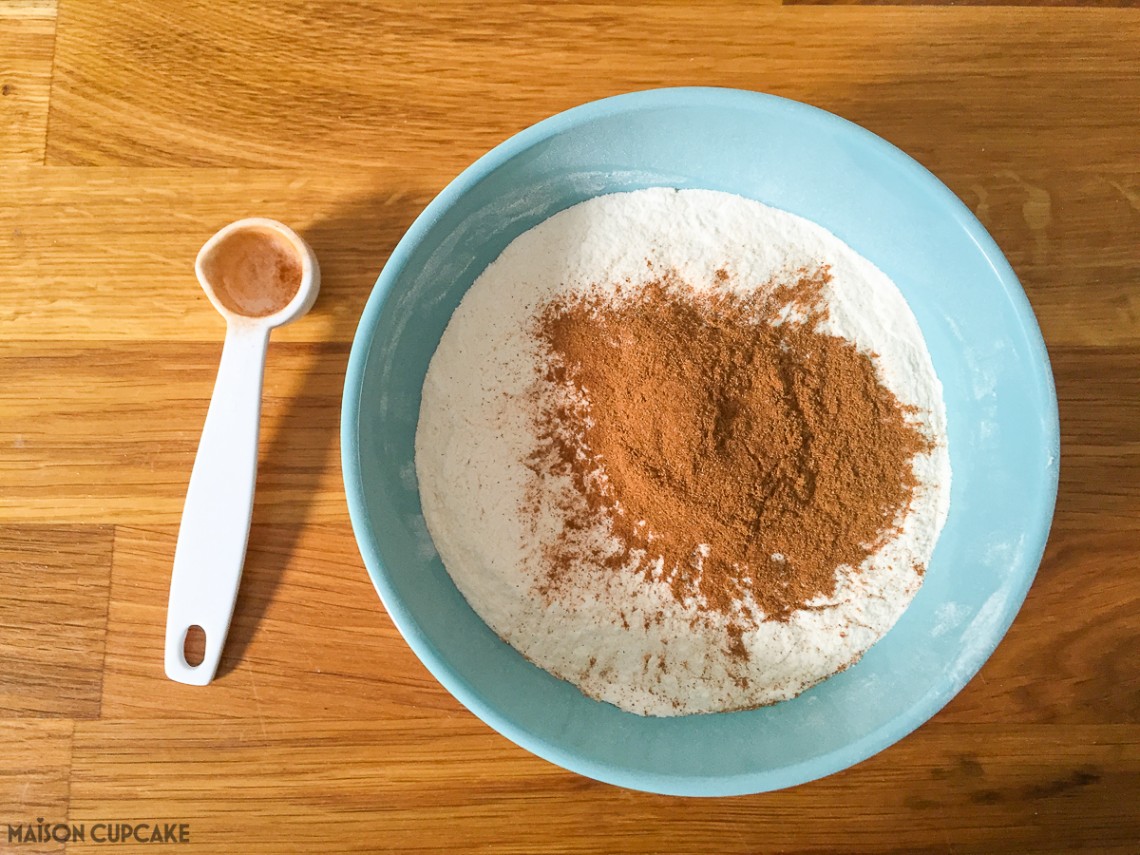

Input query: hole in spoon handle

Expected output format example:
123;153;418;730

183;625;206;666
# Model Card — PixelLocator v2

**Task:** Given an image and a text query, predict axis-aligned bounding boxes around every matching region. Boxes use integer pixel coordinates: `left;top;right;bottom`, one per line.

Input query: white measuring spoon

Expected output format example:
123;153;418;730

165;218;319;685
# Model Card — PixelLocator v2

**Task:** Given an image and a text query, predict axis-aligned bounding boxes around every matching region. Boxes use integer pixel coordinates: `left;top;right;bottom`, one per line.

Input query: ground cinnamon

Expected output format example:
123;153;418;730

529;266;931;624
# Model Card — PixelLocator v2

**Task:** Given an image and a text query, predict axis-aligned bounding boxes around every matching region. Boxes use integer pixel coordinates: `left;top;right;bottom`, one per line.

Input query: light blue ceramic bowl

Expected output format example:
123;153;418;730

341;88;1059;796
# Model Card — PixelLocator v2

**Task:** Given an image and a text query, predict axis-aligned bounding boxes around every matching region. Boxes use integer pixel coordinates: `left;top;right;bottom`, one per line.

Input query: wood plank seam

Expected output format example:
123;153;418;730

95;526;116;721
42;0;60;166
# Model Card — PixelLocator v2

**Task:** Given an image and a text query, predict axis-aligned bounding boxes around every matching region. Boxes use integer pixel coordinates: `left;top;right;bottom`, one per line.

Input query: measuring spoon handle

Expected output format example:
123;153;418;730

165;322;270;685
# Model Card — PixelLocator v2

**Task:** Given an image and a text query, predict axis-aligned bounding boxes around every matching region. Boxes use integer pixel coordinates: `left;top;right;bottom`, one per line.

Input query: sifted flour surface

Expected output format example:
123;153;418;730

415;188;951;716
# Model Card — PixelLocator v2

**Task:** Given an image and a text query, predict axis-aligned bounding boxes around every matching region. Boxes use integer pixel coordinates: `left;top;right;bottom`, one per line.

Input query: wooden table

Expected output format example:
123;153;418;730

3;1;1138;852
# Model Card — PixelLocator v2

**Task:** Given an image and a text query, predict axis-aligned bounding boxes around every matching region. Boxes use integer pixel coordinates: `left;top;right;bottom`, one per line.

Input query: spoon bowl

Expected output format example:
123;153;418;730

196;217;320;327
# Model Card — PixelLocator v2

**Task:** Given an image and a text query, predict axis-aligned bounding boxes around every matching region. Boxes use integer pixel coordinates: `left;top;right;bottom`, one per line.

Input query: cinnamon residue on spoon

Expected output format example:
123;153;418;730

200;227;302;318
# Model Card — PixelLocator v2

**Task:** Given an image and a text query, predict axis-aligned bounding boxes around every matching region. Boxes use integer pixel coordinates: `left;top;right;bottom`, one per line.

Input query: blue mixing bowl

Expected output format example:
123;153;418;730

341;88;1059;796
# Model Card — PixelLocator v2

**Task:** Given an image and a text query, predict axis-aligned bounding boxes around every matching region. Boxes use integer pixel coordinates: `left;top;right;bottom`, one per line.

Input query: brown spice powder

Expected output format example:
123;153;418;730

530;266;932;623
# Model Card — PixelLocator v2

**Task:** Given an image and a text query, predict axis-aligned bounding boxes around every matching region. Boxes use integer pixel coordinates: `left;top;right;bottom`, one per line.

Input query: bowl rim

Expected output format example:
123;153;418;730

341;86;1061;796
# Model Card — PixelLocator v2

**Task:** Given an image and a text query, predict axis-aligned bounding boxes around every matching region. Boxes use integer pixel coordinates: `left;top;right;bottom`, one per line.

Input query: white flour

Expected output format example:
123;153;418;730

415;188;951;716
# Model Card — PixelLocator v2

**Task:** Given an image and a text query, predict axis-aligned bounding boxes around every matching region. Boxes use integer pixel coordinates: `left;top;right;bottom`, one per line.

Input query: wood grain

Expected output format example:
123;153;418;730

2;1;1138;852
0;167;427;344
0;527;112;718
0;721;72;855
45;4;1140;171
62;720;1139;853
94;521;1140;727
1052;347;1140;532
0;343;347;524
99;525;458;720
939;528;1140;724
0;1;55;164
790;0;1138;7
957;170;1140;349
2;166;1137;347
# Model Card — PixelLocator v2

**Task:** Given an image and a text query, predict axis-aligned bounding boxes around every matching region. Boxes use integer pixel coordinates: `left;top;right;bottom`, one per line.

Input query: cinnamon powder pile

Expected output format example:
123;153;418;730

530;266;931;622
